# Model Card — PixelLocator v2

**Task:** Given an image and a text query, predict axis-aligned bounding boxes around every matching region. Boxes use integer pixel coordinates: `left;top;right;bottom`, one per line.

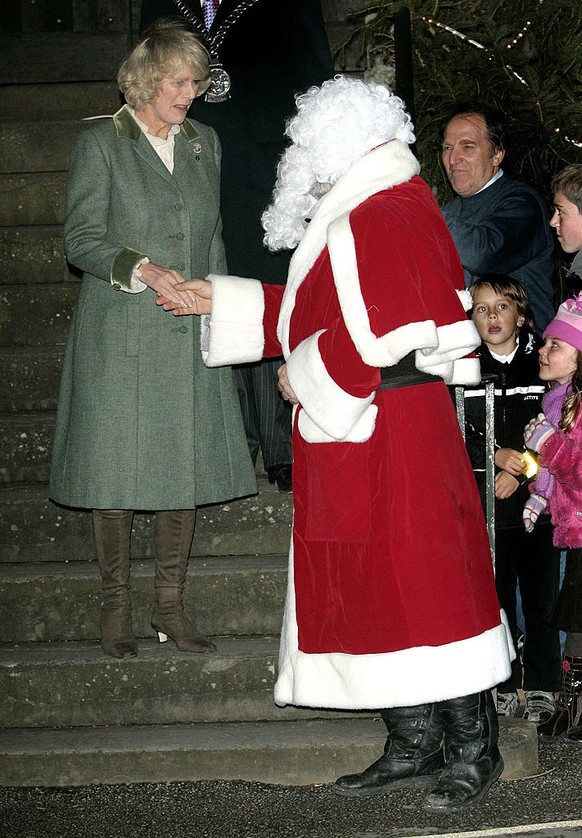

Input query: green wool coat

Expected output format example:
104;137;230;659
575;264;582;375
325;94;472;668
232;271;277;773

49;106;256;510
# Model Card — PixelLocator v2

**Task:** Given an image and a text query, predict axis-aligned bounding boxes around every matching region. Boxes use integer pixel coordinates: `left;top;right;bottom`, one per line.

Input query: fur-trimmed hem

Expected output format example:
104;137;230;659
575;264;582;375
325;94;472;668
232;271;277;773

202;275;265;367
274;618;514;710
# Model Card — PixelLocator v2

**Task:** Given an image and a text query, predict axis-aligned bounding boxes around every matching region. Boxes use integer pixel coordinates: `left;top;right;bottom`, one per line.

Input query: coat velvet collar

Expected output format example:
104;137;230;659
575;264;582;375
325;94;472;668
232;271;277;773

112;104;201;144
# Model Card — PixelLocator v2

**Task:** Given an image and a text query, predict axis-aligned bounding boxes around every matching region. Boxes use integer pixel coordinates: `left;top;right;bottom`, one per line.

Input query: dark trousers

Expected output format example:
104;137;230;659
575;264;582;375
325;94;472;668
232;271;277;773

233;358;292;470
495;521;562;692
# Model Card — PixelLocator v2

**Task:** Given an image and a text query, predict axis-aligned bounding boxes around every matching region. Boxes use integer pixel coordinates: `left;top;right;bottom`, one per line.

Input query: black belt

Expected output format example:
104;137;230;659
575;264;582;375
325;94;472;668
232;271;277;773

377;351;437;391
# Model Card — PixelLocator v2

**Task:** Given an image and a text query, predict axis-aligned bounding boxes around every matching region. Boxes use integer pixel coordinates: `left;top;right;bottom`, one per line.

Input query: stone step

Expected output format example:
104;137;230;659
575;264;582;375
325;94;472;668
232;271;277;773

0;172;66;227
0;482;292;563
0;82;122;123
0;717;537;787
0;226;76;285
0;347;63;412
0;120;86;175
0;556;289;643
0;413;55;484
0;718;384;787
1;636;340;729
0;283;76;347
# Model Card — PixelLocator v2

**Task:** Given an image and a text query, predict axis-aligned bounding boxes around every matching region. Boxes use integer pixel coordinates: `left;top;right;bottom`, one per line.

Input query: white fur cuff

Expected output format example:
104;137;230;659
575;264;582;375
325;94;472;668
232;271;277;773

417;319;481;368
201;274;265;367
286;331;376;440
448;357;482;386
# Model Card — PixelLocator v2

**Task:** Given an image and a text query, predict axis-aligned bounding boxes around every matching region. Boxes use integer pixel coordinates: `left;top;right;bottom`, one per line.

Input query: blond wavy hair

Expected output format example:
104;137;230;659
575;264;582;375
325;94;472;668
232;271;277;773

118;19;210;110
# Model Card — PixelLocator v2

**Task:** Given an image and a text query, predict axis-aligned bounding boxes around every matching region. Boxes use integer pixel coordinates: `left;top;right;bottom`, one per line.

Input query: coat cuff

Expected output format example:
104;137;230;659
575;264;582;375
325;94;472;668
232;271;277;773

202;275;265;367
111;247;148;292
286;331;376;441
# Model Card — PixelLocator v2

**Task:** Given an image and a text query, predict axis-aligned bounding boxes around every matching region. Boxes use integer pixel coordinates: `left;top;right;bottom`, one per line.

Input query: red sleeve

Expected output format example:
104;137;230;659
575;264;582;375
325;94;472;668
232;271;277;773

262;283;286;358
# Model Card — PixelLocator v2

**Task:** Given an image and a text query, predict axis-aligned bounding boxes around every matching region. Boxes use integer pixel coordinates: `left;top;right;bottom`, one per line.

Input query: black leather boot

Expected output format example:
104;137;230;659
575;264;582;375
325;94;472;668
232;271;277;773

333;703;444;797
424;690;503;813
538;656;582;741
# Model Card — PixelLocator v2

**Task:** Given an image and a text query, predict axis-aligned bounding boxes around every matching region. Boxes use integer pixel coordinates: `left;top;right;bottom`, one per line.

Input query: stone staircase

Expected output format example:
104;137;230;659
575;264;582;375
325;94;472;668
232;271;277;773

0;74;537;789
0;76;390;788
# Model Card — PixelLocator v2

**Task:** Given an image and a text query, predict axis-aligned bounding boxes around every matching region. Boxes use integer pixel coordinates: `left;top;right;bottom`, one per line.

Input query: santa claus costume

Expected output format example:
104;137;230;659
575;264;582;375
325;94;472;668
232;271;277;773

196;76;513;812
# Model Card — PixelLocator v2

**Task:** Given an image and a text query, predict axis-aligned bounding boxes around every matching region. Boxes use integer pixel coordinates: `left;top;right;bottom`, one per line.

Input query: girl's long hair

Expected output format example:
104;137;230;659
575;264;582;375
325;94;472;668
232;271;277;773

561;350;582;432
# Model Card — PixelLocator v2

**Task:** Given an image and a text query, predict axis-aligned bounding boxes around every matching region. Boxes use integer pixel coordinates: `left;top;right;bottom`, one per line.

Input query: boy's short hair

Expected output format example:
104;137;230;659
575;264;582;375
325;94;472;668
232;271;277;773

469;273;536;331
552;164;582;213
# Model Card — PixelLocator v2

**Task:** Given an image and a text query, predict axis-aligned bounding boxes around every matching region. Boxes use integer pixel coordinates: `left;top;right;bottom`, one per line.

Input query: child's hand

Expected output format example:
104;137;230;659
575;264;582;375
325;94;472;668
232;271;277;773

523;493;548;532
495;448;525;476
495;470;519;499
524;414;555;452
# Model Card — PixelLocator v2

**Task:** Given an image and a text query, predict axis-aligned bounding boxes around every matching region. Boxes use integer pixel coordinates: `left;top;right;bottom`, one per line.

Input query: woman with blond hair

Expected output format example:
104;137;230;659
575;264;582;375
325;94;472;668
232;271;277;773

50;20;255;658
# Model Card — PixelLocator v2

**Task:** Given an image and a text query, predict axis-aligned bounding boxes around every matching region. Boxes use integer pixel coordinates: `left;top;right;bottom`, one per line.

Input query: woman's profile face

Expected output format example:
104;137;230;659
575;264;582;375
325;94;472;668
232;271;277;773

138;63;203;136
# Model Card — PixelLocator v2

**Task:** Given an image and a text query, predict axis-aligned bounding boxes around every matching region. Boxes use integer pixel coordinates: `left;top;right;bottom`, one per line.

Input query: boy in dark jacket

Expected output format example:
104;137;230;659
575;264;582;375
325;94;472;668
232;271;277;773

464;274;562;721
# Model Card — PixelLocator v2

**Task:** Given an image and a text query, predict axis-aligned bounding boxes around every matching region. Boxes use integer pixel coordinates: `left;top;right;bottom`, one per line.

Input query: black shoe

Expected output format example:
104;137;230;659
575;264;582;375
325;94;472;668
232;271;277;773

267;464;292;493
333;703;445;798
333;751;443;797
424;691;503;813
423;752;504;813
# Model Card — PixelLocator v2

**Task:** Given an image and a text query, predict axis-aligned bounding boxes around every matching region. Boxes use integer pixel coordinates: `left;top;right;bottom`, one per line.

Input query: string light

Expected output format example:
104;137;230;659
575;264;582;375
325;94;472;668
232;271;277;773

422;17;485;50
421;10;581;148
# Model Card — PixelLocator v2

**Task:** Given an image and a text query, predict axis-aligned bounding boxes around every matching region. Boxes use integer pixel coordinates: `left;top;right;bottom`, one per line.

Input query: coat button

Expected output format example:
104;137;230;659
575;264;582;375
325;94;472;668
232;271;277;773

179;326;188;334
175;203;183;211
176;232;185;240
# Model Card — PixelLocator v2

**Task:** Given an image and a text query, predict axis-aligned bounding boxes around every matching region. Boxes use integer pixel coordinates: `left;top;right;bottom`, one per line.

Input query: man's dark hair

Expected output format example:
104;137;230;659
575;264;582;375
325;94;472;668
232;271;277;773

441;101;506;154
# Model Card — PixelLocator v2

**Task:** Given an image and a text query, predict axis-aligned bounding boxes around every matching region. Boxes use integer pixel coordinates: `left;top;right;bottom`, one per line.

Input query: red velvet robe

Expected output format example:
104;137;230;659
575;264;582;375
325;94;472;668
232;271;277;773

203;140;513;709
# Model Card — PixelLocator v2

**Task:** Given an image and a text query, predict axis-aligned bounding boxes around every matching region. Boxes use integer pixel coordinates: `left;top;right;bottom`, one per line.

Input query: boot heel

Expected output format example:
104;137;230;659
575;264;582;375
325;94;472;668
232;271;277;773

156;630;168;643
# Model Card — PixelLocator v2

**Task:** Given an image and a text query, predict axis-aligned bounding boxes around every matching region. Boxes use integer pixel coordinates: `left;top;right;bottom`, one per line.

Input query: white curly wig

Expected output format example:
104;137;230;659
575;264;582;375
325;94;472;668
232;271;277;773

262;74;415;252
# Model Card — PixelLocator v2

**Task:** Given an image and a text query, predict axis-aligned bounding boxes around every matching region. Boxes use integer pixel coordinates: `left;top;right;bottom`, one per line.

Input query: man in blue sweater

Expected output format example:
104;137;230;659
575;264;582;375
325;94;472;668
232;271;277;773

441;103;555;332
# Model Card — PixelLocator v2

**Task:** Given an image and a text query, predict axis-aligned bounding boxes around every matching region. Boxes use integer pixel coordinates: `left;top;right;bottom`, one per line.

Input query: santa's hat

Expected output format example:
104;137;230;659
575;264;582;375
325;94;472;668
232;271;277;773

544;292;582;350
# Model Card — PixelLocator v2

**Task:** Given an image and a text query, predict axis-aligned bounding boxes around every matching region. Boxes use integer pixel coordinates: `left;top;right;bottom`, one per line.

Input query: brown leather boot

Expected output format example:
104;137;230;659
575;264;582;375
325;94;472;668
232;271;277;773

538;656;582;740
333;703;444;797
151;510;216;653
92;509;137;658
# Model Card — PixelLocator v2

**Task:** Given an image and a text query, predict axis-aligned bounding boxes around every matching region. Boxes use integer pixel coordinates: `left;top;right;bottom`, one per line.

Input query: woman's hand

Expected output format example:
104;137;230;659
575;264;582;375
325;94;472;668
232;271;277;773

139;263;201;308
277;363;298;405
155;279;212;315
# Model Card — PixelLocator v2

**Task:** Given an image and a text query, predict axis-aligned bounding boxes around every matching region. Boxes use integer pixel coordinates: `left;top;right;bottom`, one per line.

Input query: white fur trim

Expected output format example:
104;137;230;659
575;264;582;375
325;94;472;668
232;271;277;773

416;320;481;368
298;405;378;443
281;172;480;378
275;546;514;709
275;618;513;709
457;289;473;311
202;275;265;367
448;357;482;386
286;331;376;441
278;141;420;356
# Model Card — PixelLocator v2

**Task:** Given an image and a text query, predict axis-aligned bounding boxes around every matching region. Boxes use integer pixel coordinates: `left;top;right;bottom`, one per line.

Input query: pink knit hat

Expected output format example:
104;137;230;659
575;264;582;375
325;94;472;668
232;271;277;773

544;292;582;351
